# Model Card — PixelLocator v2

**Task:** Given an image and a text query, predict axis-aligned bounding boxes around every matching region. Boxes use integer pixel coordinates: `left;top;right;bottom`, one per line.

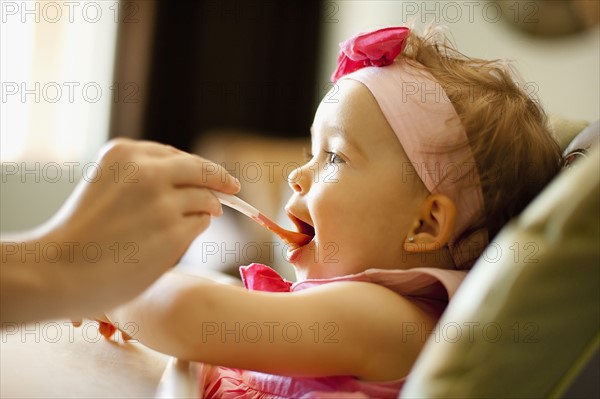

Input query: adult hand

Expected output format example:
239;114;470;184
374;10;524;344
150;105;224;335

1;139;240;323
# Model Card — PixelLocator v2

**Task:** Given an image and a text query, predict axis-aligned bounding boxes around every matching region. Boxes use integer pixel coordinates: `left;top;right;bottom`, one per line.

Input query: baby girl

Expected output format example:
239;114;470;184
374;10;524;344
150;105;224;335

105;27;561;398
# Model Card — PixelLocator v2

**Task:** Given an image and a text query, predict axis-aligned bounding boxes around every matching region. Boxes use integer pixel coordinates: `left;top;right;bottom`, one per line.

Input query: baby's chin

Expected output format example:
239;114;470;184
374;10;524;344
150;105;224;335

285;238;316;267
287;239;354;280
286;241;322;276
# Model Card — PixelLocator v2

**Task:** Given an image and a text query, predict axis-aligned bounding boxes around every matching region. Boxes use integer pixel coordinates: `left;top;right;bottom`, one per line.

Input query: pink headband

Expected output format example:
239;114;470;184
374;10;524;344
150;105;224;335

332;27;488;269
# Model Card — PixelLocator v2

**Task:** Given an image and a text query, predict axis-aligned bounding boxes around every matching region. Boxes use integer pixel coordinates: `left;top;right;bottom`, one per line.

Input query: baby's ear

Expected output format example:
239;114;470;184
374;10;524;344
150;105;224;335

403;194;456;253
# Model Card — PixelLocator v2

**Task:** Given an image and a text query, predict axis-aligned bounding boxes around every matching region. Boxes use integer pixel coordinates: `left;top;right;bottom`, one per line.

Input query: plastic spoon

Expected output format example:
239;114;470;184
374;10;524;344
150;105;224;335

212;191;313;247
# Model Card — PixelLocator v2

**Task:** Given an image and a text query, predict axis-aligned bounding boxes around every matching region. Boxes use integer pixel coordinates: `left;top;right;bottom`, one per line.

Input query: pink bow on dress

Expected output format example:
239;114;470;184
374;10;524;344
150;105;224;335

240;263;293;292
331;26;410;82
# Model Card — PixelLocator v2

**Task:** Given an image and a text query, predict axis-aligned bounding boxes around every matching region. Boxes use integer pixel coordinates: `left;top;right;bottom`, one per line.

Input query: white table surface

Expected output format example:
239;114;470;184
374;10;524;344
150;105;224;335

1;321;169;398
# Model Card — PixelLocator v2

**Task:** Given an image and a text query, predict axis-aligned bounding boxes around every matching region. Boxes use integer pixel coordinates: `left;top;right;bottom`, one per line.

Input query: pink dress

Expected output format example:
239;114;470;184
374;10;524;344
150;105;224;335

199;263;466;399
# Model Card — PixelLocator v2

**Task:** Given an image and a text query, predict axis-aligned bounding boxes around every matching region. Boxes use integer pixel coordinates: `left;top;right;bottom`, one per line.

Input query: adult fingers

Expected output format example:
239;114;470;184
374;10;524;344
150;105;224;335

178;187;222;216
98;139;182;164
167;154;240;194
134;141;182;156
175;213;213;250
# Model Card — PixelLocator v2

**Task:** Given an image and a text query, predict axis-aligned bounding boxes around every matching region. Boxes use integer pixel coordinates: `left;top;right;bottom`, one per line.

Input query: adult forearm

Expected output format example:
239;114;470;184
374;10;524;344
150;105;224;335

1;240;70;323
1;139;241;325
0;234;114;323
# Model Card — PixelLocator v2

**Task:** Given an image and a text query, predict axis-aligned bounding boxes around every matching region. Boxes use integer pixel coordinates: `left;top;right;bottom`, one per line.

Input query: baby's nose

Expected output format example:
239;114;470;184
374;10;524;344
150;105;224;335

287;166;305;194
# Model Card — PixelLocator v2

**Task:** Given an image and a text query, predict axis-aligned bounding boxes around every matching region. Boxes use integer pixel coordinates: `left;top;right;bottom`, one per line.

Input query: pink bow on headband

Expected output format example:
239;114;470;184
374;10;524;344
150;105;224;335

331;27;410;83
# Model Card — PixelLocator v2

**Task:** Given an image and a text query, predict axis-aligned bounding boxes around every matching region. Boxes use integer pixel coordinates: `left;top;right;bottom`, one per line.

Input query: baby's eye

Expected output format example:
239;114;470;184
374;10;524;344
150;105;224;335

326;152;345;164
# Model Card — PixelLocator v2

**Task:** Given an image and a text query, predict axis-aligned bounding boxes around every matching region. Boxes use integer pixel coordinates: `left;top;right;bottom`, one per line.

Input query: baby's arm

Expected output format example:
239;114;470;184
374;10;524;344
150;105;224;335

108;270;435;381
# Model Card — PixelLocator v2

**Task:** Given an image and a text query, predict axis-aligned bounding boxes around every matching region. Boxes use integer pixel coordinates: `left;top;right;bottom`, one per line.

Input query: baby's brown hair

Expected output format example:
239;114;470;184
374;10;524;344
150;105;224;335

401;29;562;247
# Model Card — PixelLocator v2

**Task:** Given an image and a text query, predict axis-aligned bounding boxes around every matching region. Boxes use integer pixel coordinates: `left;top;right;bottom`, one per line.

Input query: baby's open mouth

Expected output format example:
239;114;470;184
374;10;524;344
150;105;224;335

286;212;315;248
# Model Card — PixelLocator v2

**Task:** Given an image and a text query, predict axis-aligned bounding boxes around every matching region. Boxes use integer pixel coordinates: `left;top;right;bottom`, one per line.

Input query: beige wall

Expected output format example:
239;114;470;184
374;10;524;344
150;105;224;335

0;165;77;232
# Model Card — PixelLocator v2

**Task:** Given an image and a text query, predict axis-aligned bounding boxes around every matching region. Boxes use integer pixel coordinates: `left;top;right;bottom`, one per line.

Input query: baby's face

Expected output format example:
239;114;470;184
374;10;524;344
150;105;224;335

286;80;428;280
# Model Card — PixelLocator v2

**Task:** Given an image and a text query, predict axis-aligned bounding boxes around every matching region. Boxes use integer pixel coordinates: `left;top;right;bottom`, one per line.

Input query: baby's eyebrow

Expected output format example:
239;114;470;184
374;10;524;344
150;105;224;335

310;125;365;158
311;125;351;143
310;125;366;157
329;126;365;157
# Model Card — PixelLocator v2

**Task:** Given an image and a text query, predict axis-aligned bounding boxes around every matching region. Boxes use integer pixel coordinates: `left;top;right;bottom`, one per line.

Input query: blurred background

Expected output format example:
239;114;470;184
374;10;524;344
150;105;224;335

1;0;599;277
